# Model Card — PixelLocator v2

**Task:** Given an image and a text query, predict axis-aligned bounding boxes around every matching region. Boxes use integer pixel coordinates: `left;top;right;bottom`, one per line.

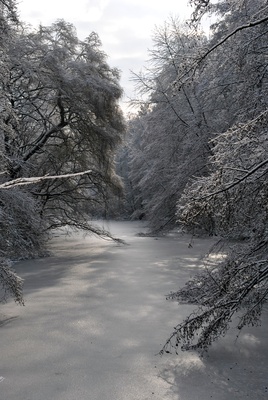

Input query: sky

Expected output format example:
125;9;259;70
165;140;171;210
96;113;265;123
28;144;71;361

17;0;193;113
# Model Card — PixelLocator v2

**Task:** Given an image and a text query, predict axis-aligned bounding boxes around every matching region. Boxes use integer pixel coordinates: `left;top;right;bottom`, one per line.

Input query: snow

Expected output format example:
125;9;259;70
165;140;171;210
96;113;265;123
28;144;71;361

1;221;267;399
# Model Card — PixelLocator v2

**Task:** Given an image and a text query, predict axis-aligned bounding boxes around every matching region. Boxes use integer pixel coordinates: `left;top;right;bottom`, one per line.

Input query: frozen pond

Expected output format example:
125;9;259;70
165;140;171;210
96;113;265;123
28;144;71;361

1;221;268;399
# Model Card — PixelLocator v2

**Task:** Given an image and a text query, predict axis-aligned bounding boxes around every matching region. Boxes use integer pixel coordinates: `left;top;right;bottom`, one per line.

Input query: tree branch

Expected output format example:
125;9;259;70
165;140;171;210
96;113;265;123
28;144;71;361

177;15;268;84
197;158;268;200
0;170;92;189
201;16;268;61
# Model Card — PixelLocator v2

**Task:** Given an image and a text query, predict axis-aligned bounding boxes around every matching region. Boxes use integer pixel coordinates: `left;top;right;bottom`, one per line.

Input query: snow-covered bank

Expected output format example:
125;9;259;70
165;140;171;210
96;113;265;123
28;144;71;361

0;221;267;399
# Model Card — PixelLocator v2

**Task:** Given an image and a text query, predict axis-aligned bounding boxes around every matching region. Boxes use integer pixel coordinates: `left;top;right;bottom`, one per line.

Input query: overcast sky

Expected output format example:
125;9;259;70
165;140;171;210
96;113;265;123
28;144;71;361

17;0;193;112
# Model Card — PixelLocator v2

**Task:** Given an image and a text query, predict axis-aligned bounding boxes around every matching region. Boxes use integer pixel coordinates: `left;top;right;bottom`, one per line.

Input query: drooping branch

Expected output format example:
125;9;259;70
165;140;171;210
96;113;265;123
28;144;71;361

160;238;268;353
0;259;24;305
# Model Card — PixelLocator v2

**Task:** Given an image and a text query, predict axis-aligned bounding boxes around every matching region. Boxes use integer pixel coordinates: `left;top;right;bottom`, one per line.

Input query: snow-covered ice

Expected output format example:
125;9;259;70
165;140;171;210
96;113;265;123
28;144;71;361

1;221;267;399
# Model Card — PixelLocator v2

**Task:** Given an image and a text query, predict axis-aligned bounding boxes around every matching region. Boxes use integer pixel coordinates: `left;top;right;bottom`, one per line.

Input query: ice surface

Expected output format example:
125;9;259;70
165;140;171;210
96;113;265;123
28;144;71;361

1;221;267;399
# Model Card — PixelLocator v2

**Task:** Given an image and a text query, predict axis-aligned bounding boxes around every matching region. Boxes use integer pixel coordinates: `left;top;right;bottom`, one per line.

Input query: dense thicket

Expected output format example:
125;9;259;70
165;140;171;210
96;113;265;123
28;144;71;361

123;0;268;351
0;1;125;303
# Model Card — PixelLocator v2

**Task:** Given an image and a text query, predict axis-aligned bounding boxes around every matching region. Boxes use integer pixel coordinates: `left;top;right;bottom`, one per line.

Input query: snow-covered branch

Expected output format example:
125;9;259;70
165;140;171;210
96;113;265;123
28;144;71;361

0;170;92;189
177;14;268;84
198;158;268;200
199;15;268;62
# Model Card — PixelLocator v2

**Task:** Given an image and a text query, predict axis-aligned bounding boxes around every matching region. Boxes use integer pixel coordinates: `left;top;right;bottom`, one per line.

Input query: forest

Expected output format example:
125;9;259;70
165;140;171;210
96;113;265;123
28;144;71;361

0;0;268;352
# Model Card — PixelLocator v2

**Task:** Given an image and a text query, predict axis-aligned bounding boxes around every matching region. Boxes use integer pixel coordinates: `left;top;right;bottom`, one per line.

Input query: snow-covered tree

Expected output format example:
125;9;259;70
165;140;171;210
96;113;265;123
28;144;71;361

162;111;268;353
0;9;125;303
4;20;125;230
0;0;25;304
127;20;211;232
160;0;268;352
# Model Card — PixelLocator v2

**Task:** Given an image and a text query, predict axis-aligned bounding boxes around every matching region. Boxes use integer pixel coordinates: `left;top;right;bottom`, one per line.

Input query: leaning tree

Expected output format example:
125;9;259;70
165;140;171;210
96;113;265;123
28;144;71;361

4;20;126;232
0;9;125;303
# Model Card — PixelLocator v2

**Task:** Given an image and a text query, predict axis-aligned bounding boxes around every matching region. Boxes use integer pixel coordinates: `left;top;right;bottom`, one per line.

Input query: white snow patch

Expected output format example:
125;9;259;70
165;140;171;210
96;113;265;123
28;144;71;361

0;221;267;400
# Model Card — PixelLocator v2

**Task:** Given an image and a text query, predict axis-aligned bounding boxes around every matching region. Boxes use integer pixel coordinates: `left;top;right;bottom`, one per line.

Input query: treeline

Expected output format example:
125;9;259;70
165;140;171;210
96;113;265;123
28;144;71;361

120;0;268;351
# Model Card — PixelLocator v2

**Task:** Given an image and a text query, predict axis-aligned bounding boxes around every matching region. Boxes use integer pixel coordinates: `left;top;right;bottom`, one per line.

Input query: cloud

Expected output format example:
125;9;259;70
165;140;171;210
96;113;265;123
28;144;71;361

18;0;192;111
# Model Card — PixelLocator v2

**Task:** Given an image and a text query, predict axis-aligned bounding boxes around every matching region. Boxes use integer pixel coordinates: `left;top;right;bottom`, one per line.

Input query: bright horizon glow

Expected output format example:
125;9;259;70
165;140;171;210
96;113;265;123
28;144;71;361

17;0;193;113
